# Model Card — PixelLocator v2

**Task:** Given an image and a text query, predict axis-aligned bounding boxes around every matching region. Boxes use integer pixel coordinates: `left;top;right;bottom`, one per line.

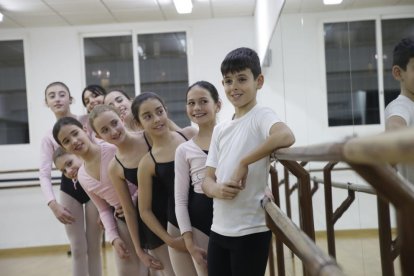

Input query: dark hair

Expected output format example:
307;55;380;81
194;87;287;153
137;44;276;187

220;47;261;79
44;81;72;102
393;37;414;70
105;89;132;101
131;92;167;123
88;104;120;133
52;147;69;165
81;85;107;107
187;81;219;103
52;117;83;146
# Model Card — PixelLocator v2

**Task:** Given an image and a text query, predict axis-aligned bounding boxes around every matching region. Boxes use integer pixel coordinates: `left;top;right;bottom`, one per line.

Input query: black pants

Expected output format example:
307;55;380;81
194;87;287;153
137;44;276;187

207;230;271;276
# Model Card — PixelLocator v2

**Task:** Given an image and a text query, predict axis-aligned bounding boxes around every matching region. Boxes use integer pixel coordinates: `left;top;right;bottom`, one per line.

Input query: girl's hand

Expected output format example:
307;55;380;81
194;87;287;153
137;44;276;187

49;200;75;224
137;250;163;270
112;238;130;259
188;245;208;271
115;205;124;218
168;236;188;252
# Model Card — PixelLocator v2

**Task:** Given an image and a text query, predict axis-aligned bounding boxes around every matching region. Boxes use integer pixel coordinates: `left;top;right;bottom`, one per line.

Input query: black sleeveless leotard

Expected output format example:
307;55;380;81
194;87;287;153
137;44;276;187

113;136;156;249
146;131;188;248
60;173;90;204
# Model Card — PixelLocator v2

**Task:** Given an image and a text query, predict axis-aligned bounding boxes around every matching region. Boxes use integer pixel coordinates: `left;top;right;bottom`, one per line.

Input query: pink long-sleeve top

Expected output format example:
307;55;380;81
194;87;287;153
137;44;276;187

174;139;208;234
77;142;137;243
39;115;88;205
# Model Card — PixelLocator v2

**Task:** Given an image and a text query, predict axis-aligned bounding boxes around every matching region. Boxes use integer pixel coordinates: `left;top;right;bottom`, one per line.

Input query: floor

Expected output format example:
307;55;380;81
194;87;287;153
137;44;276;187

0;231;401;276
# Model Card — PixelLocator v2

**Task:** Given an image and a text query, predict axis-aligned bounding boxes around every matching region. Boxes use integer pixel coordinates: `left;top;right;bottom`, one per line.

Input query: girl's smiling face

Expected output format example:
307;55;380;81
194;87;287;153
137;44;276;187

57;124;90;155
186;85;219;127
137;98;169;136
55;153;83;179
93;110;126;145
104;91;131;121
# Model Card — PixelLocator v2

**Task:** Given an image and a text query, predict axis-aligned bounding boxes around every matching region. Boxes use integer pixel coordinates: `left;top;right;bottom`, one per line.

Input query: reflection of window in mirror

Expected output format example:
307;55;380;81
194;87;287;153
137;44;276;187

138;32;190;127
382;18;414;107
0;40;30;145
324;20;380;127
83;35;135;98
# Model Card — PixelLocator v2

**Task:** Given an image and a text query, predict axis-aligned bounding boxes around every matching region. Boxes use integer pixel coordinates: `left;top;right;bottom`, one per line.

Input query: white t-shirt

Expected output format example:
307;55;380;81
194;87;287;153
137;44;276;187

385;94;414;183
206;105;281;237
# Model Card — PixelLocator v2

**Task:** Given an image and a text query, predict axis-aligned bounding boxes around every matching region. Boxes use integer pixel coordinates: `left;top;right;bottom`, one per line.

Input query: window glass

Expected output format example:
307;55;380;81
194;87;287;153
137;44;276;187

0;40;29;145
382;18;414;106
137;32;190;127
324;20;380;126
84;35;135;98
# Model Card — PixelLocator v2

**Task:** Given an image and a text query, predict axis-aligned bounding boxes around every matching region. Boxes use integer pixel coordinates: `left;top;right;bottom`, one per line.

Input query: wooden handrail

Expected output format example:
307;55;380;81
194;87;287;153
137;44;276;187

343;128;414;164
311;177;375;195
274;128;414;276
262;197;344;276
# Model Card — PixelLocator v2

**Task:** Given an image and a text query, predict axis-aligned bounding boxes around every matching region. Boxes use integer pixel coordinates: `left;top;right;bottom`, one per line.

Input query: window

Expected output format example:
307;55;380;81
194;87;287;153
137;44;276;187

84;35;135;98
382;18;414;106
324;21;380;127
138;32;190;127
0;40;29;145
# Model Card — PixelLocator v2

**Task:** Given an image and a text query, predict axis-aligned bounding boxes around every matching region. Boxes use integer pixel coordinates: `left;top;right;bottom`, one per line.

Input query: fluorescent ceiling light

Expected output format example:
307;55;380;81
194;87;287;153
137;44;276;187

0;12;3;22
173;0;193;14
323;0;343;5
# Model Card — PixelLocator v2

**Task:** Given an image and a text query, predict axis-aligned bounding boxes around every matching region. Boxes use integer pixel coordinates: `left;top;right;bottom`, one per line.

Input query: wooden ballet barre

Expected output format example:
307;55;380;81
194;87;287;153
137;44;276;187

343;127;414;164
262;197;344;276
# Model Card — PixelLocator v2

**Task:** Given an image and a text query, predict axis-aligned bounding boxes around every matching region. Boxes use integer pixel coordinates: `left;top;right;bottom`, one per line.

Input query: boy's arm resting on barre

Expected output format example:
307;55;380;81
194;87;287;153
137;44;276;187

232;122;295;186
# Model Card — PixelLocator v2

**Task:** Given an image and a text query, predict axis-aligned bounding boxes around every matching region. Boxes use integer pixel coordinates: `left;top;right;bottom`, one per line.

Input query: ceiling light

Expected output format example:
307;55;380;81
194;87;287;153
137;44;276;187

173;0;193;14
323;0;343;5
0;12;3;22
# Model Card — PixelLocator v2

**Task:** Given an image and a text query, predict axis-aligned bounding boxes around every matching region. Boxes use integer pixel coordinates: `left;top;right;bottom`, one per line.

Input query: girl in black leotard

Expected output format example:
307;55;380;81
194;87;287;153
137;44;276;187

131;92;198;276
88;104;163;273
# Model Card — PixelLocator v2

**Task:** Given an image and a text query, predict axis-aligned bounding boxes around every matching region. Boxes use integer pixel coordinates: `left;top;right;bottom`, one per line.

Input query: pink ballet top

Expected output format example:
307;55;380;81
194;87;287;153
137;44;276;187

77;142;137;243
39;115;89;205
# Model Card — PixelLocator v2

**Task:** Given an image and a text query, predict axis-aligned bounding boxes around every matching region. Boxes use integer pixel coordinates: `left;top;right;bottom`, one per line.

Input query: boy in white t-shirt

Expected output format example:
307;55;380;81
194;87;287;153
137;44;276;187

202;47;295;276
385;37;414;182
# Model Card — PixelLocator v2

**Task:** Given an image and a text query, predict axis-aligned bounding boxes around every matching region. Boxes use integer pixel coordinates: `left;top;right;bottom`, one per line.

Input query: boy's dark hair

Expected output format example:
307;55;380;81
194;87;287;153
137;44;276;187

220;47;261;79
81;85;107;107
131;92;167;123
53;117;83;146
393;37;414;70
187;81;219;103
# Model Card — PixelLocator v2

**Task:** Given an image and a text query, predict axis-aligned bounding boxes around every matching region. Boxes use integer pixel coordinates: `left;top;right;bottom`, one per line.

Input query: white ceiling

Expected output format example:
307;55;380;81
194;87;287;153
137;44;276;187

0;0;412;29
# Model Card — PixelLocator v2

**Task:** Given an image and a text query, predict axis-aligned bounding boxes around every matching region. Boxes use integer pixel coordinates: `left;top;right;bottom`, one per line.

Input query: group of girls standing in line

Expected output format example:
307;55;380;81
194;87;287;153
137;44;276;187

40;80;221;276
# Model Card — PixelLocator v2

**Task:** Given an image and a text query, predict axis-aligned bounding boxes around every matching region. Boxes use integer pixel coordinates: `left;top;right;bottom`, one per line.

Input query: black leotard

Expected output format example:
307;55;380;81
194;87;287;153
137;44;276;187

60;174;90;204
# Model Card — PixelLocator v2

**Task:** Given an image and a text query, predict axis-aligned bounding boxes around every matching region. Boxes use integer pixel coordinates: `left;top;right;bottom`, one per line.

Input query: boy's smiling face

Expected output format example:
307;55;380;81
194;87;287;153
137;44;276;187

222;68;264;116
399;58;414;99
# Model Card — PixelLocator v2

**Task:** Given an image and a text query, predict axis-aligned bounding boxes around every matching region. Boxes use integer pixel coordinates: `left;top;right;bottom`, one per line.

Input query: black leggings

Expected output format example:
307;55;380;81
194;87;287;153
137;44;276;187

207;230;271;276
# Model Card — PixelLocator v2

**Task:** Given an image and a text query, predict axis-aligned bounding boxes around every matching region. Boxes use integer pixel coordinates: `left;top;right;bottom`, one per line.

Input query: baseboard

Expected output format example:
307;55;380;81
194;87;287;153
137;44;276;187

315;228;398;238
0;242;111;257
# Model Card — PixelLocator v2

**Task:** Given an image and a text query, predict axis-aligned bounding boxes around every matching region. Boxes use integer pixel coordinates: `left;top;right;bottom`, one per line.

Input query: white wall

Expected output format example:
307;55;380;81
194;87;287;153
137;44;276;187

0;17;254;249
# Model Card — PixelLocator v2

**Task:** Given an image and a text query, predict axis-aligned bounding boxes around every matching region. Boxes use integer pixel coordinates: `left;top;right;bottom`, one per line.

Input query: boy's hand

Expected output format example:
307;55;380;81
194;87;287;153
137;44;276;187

112;238;130;259
213;181;242;199
230;162;248;189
